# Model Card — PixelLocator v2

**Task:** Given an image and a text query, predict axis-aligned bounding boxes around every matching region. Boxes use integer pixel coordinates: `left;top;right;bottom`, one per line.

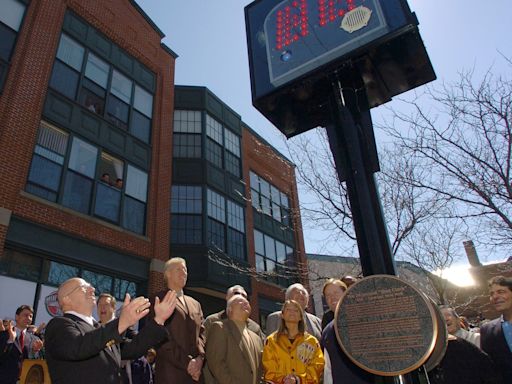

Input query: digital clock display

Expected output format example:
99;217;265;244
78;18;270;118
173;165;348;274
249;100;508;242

265;0;386;87
245;0;435;137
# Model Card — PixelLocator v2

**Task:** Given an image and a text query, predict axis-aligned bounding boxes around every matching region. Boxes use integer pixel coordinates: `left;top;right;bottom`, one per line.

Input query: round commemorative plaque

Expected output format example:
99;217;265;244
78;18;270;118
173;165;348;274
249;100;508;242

334;275;439;376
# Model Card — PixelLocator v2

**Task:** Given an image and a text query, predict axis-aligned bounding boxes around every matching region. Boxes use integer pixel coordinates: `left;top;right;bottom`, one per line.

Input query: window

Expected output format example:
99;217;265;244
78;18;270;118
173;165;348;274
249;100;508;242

0;0;26;91
254;230;296;286
170;185;203;245
26;122;69;202
207;189;225;223
26;122;148;234
172;186;202;213
49;33;155;143
224;129;241;177
205;189;246;259
173;110;202;158
250;171;292;227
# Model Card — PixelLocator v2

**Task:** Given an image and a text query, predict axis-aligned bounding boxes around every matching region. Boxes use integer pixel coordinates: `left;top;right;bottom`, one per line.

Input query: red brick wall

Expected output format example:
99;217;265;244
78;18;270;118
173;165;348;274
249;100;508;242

0;0;174;275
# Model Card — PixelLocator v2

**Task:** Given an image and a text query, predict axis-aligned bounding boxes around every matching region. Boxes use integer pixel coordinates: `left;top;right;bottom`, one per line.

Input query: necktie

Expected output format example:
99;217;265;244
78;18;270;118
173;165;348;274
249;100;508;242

19;331;25;352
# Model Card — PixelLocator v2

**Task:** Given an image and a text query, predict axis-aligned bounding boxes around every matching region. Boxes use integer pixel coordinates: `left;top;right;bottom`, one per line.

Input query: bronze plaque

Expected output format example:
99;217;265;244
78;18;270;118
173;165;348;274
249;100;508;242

335;275;438;376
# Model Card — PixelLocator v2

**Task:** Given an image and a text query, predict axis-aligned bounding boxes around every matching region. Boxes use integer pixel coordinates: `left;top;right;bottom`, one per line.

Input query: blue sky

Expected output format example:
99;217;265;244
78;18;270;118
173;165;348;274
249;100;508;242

136;0;512;264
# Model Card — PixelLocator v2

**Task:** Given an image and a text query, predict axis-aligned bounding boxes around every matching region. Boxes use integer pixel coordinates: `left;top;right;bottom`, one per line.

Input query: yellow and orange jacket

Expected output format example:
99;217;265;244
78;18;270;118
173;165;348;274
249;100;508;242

262;331;324;384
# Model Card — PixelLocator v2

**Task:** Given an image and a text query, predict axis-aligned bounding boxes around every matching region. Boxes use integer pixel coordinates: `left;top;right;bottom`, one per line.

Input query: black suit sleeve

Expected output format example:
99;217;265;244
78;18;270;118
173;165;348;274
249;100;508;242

45;317;124;361
120;319;168;360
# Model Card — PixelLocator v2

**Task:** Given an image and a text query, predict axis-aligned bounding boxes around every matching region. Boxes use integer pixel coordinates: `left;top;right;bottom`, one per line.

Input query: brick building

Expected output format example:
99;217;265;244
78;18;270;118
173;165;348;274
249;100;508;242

0;0;307;325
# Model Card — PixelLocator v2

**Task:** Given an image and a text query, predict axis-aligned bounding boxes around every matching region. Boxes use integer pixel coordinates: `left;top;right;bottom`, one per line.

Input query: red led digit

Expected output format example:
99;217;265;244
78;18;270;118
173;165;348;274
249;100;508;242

275;0;309;50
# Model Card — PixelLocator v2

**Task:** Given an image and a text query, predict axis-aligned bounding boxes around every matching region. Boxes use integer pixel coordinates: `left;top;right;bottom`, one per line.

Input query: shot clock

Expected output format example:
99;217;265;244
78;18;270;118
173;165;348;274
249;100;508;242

245;0;436;137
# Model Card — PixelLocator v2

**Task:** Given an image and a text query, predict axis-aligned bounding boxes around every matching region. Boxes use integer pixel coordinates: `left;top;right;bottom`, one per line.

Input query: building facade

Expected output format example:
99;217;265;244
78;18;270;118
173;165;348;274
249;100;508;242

169;86;308;326
0;0;307;325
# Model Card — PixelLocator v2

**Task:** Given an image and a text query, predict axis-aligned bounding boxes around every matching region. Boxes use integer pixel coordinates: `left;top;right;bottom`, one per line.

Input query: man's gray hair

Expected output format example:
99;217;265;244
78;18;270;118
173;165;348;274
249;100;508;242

285;283;308;299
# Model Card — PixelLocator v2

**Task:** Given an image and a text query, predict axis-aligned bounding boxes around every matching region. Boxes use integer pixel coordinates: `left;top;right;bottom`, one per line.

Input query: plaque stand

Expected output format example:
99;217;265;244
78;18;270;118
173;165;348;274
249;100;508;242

326;70;428;384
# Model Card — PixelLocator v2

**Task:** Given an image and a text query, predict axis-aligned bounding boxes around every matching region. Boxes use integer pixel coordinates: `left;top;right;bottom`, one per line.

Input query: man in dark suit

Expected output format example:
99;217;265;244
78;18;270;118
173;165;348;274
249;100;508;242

44;277;177;384
0;305;43;384
206;295;263;384
265;283;322;340
480;275;512;382
151;257;206;383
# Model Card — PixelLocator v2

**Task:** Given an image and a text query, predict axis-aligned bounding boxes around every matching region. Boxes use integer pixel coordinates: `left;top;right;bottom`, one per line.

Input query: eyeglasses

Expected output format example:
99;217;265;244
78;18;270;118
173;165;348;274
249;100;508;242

63;282;93;297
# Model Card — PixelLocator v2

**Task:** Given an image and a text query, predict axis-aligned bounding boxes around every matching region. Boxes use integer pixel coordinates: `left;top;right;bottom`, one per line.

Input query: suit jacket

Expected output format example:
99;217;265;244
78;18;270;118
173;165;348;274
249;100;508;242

266;310;322;341
203;310;265;384
480;318;512;382
152;291;206;384
45;313;167;384
0;327;42;384
206;319;263;384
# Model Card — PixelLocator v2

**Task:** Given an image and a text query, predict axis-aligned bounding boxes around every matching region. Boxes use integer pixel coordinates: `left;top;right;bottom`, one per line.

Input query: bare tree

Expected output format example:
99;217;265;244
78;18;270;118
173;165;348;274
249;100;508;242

286;129;446;260
381;66;512;249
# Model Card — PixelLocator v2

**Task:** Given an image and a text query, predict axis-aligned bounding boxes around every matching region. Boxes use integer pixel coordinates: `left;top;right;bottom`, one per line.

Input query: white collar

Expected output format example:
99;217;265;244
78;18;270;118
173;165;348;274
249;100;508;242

65;311;95;326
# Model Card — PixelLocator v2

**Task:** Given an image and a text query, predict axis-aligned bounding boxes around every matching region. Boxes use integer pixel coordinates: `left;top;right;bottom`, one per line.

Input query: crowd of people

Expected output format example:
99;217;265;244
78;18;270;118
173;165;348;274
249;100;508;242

1;258;512;384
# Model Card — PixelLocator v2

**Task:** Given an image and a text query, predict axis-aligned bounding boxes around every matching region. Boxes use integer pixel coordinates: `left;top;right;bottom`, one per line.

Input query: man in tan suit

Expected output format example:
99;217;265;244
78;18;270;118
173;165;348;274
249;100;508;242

206;295;263;384
151;258;206;383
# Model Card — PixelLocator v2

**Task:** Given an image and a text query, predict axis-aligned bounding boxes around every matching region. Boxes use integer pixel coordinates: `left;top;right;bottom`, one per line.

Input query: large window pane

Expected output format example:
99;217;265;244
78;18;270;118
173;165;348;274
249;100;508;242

79;85;105;116
122;196;146;234
206;115;223;144
125;165;147;202
227;228;245;260
56;34;84;71
206;139;222;168
0;23;16;61
224;129;240;157
207;219;225;251
227;201;245;233
106;95;129;129
171;215;202;244
254;230;264;255
173;134;201;158
130;110;151;143
207;189;225;223
62;170;92;214
264;235;276;261
49;60;79;99
68;138;97;178
27;155;62;192
275;241;286;264
173;110;201;133
171;186;202;214
133;85;153;118
225;152;241;178
84;53;109;88
94;183;121;222
110;70;132;104
0;0;26;31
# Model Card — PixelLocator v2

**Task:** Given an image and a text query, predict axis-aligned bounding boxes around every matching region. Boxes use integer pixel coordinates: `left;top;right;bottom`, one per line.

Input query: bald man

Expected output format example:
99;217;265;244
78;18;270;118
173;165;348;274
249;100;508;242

206;295;263;384
45;277;176;384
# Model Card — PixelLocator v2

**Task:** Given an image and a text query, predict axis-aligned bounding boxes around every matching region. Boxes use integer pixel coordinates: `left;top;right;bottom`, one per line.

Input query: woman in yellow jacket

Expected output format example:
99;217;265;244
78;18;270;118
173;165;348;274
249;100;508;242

263;300;324;384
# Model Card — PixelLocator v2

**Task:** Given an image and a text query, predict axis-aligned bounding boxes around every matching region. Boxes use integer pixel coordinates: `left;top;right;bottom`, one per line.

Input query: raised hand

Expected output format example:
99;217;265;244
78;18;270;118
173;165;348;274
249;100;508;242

117;294;151;334
153;290;177;325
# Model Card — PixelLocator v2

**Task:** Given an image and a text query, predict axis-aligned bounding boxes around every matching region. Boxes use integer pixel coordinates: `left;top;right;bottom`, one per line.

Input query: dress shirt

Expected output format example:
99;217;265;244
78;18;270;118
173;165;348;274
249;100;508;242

65;311;95;327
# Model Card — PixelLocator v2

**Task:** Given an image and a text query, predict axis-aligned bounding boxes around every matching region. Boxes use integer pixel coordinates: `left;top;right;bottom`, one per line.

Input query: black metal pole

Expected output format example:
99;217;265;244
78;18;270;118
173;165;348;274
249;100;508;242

326;78;396;277
325;76;429;384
